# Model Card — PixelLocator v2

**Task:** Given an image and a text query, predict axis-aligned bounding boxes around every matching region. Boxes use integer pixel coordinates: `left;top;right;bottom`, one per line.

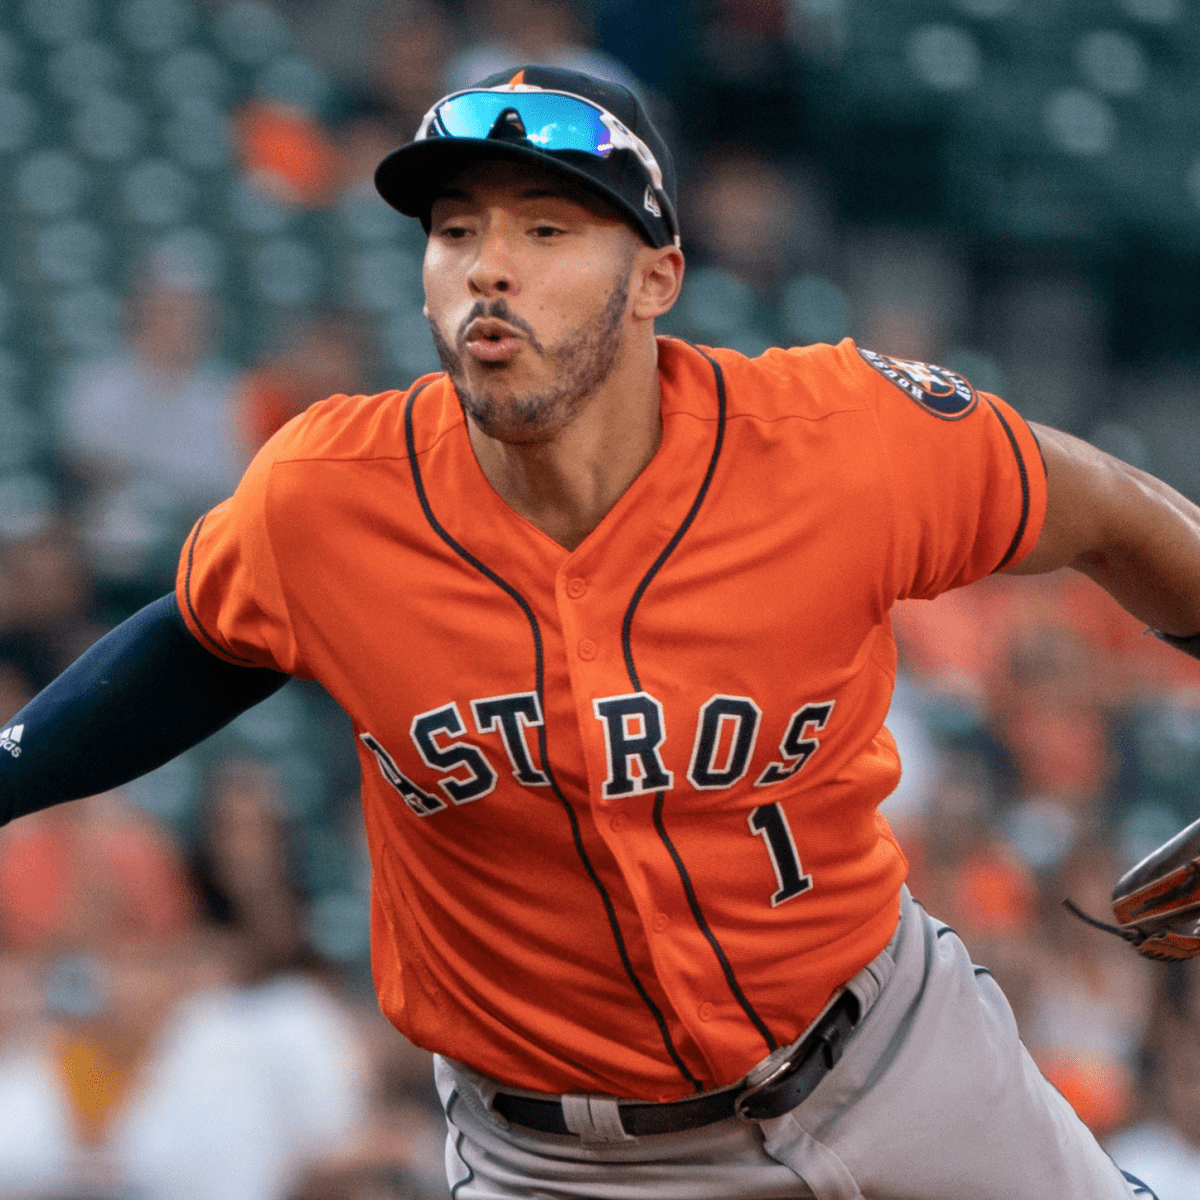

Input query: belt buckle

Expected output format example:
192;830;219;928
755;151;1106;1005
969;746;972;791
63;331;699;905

733;988;848;1122
734;1050;797;1122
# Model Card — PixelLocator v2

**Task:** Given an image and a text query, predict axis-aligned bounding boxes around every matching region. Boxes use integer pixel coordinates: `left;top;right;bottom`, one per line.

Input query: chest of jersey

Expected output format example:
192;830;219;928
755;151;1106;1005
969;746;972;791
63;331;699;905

264;391;899;824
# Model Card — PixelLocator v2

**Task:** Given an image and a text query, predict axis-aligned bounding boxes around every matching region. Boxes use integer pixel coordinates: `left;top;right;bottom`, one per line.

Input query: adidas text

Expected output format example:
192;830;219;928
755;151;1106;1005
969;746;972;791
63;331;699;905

0;725;23;758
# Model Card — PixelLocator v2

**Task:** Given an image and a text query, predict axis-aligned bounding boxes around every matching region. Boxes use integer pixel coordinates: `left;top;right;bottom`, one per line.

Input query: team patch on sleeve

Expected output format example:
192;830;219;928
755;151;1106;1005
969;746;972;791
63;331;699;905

858;348;978;420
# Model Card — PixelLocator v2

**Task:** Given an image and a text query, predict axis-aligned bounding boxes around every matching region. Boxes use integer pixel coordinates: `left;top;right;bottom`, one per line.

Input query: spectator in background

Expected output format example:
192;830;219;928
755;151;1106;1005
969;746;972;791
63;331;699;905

56;261;240;613
891;569;1200;716
336;0;654;203
841;232;969;367
235;97;346;209
0;663;31;730
670;145;842;354
0;931;365;1199
189;758;311;982
898;744;1040;1023
0;520;93;688
445;0;643;96
184;758;376;1196
687;148;826;295
335;0;460;197
1105;965;1200;1200
858;296;944;366
367;0;458;136
0;792;196;955
286;984;449;1200
1023;839;1153;1140
996;622;1116;819
236;312;370;459
0;770;371;1197
0;951;72;1194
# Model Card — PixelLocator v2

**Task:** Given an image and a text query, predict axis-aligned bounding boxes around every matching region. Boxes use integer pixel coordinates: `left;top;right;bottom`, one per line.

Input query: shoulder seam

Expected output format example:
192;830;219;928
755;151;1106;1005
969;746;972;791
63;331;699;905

269;397;463;466
182;514;257;665
664;341;874;422
984;398;1034;573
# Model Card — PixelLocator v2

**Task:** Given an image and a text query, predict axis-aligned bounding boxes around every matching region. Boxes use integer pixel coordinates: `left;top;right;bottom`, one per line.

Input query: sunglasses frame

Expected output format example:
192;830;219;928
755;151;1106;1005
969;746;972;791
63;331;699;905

415;85;679;246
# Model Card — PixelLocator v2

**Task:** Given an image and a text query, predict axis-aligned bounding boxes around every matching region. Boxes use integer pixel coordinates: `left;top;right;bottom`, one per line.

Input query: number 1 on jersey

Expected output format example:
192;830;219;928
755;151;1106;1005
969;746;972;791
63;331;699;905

748;803;812;906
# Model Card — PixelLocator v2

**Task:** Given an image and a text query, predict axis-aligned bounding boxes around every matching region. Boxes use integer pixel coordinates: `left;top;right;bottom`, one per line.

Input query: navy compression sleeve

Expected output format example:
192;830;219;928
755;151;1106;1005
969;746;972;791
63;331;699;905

0;594;289;823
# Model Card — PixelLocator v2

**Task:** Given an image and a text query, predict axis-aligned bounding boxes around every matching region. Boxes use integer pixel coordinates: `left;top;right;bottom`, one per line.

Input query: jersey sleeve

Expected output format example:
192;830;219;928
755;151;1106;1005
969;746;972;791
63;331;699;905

174;425;304;676
858;349;1048;603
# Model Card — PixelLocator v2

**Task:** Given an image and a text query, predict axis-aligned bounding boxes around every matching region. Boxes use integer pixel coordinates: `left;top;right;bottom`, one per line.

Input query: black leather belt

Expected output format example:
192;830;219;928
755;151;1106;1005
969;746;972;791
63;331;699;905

491;989;860;1137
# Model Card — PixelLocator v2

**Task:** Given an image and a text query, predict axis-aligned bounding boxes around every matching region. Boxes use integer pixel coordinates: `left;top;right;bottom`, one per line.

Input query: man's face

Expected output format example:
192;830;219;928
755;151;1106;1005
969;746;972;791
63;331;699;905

422;157;641;444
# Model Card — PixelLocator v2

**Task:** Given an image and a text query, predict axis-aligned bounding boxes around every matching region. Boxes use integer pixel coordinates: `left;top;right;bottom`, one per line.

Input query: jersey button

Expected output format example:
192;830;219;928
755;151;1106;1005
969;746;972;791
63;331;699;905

577;638;597;661
566;577;588;599
698;1002;714;1022
652;913;670;932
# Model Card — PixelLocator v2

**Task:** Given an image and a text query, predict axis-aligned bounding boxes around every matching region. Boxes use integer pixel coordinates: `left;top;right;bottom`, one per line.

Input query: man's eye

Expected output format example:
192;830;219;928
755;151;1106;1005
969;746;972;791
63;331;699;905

439;223;472;239
532;224;564;238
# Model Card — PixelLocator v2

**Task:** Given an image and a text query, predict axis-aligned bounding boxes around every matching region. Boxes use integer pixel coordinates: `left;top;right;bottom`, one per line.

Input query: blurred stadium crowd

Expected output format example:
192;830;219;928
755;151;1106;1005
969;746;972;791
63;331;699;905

2;0;1200;1196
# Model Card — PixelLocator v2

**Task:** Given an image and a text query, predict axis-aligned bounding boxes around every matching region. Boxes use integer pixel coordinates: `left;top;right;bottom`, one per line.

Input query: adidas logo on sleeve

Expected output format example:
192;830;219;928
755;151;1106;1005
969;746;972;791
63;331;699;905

0;725;22;757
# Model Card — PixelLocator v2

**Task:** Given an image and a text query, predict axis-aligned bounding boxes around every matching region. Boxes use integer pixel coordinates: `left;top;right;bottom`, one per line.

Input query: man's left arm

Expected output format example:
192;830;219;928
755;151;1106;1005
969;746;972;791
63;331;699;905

0;594;289;825
1004;422;1200;642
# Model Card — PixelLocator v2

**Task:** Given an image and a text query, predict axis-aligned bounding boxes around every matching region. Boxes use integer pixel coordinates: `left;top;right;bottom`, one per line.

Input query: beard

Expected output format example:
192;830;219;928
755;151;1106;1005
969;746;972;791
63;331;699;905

429;264;631;444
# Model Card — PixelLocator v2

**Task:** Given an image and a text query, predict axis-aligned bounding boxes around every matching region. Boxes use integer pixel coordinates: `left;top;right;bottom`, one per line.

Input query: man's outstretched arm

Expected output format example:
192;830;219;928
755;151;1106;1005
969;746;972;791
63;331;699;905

1005;422;1200;642
0;594;289;824
1005;424;1200;960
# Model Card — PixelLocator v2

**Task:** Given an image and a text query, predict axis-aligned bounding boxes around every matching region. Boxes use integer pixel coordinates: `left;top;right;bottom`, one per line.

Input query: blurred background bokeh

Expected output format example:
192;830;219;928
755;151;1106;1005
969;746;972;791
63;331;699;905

2;0;1200;1195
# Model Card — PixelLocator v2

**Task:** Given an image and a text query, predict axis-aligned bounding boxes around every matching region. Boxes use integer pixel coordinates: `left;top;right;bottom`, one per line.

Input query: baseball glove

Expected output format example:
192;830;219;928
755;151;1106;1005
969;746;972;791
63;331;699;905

1066;816;1200;961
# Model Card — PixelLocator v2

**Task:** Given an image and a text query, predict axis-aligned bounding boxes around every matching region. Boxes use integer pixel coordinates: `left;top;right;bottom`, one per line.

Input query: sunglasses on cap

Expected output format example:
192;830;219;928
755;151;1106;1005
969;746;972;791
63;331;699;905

415;87;681;247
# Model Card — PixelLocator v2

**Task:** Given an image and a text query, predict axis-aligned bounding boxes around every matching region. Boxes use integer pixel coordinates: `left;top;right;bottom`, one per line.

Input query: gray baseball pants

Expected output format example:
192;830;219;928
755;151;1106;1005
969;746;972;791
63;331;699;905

435;887;1149;1199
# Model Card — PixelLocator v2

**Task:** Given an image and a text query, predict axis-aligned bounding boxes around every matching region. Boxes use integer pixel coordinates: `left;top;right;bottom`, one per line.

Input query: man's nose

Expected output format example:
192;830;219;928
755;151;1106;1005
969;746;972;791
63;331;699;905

466;228;519;297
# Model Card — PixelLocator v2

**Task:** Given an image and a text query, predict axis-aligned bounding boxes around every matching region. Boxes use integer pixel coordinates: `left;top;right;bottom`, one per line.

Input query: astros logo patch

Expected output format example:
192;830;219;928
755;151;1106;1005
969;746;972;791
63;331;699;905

858;348;977;420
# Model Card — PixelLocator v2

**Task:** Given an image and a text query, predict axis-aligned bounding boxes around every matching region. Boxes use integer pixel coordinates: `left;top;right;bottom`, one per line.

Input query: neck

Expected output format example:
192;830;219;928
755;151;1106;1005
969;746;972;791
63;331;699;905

465;335;662;552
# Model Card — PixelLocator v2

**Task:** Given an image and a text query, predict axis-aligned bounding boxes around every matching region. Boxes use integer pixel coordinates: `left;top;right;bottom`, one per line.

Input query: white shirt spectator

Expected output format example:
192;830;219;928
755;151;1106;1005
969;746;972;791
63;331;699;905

1106;1121;1200;1200
60;351;238;515
0;975;366;1199
56;274;240;582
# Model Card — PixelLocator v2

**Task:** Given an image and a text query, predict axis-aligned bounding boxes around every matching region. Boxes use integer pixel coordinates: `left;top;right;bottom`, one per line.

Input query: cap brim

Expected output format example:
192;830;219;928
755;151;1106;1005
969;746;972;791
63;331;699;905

374;138;664;246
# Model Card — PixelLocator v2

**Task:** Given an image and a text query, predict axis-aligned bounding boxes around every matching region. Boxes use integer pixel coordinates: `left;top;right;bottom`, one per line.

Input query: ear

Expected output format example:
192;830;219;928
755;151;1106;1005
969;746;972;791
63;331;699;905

630;244;685;322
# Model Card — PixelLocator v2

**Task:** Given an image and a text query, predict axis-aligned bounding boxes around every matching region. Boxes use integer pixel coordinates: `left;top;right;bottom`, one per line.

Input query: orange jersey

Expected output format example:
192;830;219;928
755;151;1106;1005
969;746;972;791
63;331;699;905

176;336;1047;1101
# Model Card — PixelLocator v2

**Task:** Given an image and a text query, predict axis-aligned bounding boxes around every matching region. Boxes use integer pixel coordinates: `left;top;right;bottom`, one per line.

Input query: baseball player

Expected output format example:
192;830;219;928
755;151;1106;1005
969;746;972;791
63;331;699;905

0;64;1191;1199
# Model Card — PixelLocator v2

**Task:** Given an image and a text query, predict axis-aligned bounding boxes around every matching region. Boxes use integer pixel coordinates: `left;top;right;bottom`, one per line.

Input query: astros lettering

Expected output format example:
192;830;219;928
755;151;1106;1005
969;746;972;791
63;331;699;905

361;692;833;807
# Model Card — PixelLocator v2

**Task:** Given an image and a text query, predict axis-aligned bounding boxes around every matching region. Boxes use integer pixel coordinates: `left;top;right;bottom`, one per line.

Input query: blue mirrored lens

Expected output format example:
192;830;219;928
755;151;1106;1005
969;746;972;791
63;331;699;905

433;92;614;157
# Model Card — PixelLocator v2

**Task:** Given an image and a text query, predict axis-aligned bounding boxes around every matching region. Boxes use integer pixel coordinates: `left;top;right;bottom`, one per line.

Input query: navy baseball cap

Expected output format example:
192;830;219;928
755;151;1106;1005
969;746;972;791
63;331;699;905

374;65;680;249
